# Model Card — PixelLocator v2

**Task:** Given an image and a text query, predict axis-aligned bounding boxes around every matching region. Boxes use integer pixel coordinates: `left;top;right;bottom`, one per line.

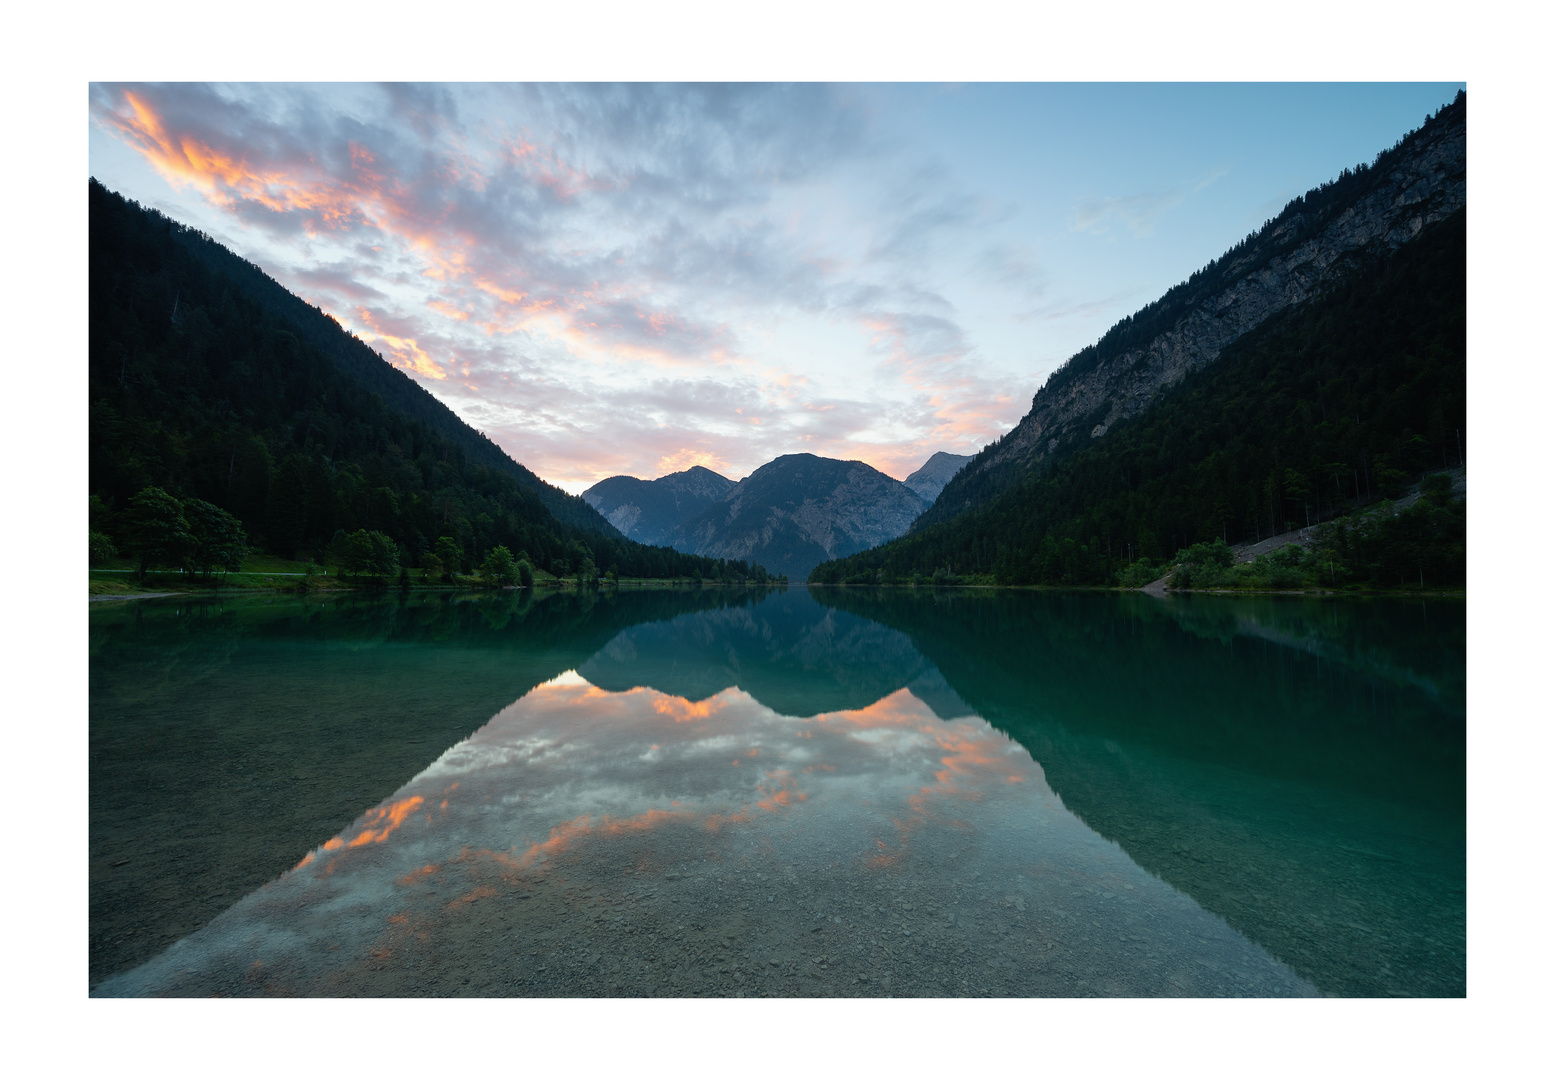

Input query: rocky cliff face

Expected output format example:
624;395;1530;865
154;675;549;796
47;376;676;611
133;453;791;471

904;451;974;504
669;453;929;579
581;465;735;545
919;92;1467;530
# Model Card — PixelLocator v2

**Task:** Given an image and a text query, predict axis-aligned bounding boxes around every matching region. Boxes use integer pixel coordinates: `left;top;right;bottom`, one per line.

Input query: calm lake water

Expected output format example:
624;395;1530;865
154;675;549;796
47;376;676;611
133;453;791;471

90;586;1464;997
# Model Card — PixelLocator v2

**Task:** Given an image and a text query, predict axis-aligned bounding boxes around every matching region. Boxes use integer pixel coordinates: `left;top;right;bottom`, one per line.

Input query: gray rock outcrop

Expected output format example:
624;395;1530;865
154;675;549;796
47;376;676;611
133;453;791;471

903;451;974;504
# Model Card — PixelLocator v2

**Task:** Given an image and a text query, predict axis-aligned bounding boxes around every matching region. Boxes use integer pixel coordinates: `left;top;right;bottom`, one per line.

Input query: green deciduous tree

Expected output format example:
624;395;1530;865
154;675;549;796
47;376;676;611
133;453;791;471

339;529;398;580
480;545;519;587
124;486;194;577
89;531;117;567
182;497;249;578
367;531;399;579
434;536;464;581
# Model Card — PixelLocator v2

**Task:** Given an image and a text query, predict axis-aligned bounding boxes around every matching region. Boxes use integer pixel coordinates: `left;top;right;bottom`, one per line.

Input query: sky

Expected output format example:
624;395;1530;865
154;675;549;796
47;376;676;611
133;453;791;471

88;82;1464;494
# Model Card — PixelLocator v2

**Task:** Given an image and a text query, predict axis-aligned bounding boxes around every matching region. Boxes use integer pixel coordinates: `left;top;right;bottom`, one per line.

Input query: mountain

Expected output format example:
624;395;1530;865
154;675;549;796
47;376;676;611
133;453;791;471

148;200;614;539
581;465;735;545
812;96;1466;588
812;206;1464;586
89;179;771;582
668;454;929;579
917;91;1467;532
903;451;973;504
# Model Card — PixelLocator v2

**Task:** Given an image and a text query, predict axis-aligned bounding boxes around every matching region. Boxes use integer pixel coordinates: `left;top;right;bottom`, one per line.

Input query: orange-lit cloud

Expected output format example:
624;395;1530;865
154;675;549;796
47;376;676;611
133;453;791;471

653;448;729;477
447;885;500;909
427;299;472;322
348;795;426;846
90;82;1049;490
652;696;727;723
396;864;440;886
509;807;693;868
753;769;807;812
304;794;427;870
809;688;1025;862
102;91;384;236
354;307;446;379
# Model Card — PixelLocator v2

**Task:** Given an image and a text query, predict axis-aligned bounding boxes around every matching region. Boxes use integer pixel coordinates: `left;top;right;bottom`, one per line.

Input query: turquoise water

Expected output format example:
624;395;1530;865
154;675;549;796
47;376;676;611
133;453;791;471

90;586;1463;996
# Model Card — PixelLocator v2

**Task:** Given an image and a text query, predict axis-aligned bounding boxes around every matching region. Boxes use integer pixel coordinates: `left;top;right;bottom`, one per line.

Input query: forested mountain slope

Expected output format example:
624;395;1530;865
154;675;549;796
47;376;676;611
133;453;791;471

145;187;610;537
812;209;1464;586
919;91;1466;531
89;180;763;581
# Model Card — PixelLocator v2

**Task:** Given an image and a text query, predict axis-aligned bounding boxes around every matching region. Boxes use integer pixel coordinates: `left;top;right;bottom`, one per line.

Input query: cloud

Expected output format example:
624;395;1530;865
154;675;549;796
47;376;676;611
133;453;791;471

90;82;1041;489
287;263;390;305
1010;287;1140;326
1072;168;1229;239
972;241;1049;299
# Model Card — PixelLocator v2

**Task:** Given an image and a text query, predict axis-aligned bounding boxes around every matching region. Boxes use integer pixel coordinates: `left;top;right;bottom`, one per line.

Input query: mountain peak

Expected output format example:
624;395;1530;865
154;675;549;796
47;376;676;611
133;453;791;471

904;452;974;504
582;466;735;545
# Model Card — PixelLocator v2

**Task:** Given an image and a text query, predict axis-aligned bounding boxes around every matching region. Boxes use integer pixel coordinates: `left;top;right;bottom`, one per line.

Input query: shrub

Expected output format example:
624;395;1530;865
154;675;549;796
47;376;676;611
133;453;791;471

1115;558;1161;588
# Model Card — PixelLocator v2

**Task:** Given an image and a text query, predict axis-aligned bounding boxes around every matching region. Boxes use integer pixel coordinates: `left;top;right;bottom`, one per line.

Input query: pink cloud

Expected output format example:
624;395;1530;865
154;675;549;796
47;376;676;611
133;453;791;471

90;83;1041;490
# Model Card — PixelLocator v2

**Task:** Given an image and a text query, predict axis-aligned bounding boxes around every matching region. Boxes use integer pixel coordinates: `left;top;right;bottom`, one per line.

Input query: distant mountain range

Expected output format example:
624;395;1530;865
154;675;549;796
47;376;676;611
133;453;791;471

669;454;928;579
583;450;962;579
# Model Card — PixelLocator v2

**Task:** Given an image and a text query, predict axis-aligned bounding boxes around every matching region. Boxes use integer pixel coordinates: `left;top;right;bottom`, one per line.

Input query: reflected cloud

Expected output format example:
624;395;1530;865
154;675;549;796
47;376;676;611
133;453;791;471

97;596;1325;999
295;666;1024;886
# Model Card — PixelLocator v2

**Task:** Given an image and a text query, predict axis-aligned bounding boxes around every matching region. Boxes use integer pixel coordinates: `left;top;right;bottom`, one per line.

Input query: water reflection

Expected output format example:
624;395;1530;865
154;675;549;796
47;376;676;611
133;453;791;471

819;588;1466;997
88;587;778;987
92;586;1462;997
578;588;973;720
98;671;1312;998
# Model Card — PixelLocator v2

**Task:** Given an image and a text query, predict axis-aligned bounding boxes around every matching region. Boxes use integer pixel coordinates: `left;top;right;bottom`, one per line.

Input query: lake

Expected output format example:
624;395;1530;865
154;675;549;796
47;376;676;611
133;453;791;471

90;585;1464;997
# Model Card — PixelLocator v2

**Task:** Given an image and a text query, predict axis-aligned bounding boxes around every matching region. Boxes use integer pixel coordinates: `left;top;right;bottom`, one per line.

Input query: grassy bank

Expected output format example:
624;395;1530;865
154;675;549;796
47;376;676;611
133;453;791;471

90;556;785;597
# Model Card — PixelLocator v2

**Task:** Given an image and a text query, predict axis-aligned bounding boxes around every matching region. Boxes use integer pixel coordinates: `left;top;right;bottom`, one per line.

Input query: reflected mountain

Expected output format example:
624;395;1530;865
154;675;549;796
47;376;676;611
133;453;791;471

813;586;1465;996
579;588;973;720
